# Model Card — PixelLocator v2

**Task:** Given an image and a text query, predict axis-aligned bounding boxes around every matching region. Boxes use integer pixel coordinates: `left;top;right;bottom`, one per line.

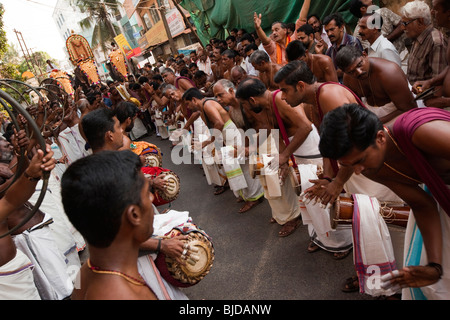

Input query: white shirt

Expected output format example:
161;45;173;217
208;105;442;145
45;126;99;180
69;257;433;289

368;34;402;68
197;57;212;75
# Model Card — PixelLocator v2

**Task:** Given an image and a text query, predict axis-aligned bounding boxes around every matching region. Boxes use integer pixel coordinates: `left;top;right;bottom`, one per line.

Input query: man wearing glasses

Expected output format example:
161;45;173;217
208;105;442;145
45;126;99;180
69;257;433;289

400;0;447;85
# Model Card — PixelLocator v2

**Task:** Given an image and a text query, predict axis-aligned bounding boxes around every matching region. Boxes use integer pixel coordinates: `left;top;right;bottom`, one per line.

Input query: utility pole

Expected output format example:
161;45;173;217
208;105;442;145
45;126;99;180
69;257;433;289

172;0;204;48
14;29;43;80
159;5;178;56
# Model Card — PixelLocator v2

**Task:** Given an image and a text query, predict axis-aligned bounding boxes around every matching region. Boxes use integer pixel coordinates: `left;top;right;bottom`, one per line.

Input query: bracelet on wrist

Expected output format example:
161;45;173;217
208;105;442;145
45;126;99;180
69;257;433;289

23;170;41;182
427;262;443;279
155;238;162;255
321;176;333;182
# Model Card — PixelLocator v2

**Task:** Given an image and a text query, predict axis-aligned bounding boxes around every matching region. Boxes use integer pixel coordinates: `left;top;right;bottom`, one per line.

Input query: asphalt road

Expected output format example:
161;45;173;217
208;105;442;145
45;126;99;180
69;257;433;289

142;133;406;301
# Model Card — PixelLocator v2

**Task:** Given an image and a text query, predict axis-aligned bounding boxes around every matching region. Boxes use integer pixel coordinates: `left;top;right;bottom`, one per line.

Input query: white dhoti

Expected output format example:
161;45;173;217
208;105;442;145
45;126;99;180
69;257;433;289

137;254;189;300
137;209;193;300
29;177;86;253
352;194;397;297
402;189;450;300
0;249;40;300
258;134;300;224
299;164;353;252
221;121;264;200
13;213;77;300
130;117;148;140
57;124;90;165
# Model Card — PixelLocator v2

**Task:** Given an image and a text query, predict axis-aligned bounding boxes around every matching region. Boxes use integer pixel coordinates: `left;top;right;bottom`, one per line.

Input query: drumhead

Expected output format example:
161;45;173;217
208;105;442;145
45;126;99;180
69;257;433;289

159;171;180;201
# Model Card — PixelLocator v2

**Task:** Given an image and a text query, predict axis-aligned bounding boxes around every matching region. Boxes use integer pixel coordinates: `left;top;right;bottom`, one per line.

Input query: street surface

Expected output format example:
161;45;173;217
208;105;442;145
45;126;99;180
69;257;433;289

143;133;406;301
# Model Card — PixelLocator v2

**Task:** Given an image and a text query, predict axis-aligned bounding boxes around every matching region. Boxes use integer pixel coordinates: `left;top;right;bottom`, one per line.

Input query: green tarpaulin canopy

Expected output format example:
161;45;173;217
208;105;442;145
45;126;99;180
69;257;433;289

179;0;381;46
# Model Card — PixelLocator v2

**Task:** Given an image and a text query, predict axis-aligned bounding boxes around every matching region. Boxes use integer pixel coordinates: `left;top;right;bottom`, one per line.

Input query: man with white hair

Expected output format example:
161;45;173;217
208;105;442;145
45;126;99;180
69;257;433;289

400;0;447;85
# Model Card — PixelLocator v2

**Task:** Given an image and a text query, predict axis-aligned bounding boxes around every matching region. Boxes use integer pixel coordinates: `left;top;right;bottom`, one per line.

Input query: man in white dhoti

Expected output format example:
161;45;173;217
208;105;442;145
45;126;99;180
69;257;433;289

213;79;265;212
235;78;314;236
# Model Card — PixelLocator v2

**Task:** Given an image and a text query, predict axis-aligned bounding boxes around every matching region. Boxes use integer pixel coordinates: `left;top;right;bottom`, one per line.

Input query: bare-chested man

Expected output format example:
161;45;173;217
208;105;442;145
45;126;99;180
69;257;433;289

221;49;237;80
274;60;401;207
319;104;450;300
285;40;338;83
212;79;265;213
235;77;313;237
336;45;417;123
249;50;281;91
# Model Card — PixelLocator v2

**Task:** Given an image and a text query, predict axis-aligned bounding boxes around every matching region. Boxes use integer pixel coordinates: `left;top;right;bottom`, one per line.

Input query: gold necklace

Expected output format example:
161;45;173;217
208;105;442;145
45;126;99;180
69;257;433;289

383;127;421;184
87;259;147;286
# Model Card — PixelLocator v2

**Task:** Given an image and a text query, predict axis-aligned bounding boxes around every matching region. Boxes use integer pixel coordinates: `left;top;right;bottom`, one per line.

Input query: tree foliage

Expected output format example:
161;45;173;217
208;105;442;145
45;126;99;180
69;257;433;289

72;0;121;56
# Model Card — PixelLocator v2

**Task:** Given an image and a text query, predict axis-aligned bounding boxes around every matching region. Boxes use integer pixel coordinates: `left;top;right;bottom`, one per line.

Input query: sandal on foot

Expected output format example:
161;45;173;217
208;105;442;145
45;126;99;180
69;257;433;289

278;218;301;237
342;275;359;293
307;241;321;253
238;198;263;213
333;249;351;260
214;185;228;195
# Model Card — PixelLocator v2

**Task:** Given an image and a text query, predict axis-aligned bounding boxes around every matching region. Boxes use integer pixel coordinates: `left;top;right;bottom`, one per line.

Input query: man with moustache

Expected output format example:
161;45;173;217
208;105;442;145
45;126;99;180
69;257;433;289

323;12;363;82
358;12;402;67
212;79;265;212
296;23;320;54
336;45;416;124
411;0;450;109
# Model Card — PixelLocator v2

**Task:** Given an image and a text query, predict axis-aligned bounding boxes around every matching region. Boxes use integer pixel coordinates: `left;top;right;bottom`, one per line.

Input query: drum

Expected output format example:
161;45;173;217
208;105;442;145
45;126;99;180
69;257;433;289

249;155;265;178
289;166;301;196
155;222;214;287
141;167;180;206
131;141;163;167
329;196;410;229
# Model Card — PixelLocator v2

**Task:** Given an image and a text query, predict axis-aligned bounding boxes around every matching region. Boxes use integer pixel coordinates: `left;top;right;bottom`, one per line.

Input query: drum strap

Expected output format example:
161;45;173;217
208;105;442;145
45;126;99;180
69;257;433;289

271;90;297;168
148;255;172;300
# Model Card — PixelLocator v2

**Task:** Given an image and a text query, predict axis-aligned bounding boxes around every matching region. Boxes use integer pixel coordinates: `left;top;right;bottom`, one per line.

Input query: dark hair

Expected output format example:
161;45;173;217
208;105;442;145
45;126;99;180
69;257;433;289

286;23;296;32
180;68;191;78
349;0;365;18
114;101;139;124
239;33;255;44
244;43;258;53
272;21;288;29
182;87;204;101
86;92;100;105
274;60;316;86
138;76;149;84
297;23;315;36
319;104;383;159
194;70;207;79
61;150;145;248
226;35;236;42
152;74;163;82
307;13;321;22
235;77;266;100
285;40;307;62
222;49;236;59
323;12;345;27
81;108;116;150
335;45;363;71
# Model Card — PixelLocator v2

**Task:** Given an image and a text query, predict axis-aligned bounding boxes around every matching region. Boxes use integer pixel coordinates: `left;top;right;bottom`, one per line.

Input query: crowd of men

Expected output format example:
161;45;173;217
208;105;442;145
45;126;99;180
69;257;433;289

0;0;449;300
